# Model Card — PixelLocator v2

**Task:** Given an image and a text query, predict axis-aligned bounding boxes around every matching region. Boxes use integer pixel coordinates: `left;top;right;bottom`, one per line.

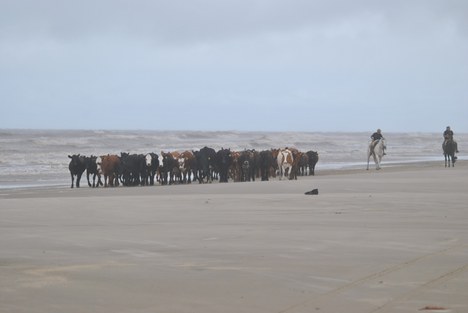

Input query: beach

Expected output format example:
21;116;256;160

1;161;467;313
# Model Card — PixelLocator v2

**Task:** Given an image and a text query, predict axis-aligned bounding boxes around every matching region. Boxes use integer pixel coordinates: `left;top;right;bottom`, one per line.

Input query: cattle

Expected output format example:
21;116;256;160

216;148;232;183
252;150;260;180
144;153;159;186
270;148;280;178
289;148;303;180
277;148;294;180
160;151;178;185
177;151;196;184
68;154;87;188
195;146;217;183
85;155;103;187
306;150;319;176
228;151;241;182
120;153;145;186
238;150;257;182
298;153;309;176
258;150;274;181
97;154;121;187
68;145;319;188
170;151;183;184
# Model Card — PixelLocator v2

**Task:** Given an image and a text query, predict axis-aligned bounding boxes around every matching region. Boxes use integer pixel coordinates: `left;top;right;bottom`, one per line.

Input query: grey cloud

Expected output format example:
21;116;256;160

2;0;466;45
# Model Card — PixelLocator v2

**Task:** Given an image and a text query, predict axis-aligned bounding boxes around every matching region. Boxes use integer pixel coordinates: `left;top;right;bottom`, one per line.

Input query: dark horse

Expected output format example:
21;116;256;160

443;139;457;167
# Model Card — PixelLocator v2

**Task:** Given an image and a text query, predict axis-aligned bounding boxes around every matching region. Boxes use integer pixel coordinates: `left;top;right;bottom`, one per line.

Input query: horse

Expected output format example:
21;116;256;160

367;138;386;170
443;139;457;167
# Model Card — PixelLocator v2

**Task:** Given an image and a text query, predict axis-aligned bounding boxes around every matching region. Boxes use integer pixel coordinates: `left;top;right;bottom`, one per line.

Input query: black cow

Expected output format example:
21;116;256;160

238;150;257;182
306;150;319;176
160;152;177;185
195;146;217;183
85;155;103;187
216;148;232;183
68;154;87;188
298;153;309;176
259;150;274;181
120;153;145;186
144;153;159;186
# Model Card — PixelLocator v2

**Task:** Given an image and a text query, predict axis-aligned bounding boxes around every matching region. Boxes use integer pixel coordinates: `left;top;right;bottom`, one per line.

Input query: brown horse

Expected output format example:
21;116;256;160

443;139;457;167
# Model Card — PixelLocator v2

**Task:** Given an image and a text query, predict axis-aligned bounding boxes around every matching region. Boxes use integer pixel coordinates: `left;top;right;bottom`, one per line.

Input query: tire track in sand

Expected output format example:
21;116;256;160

369;262;468;313
277;244;467;313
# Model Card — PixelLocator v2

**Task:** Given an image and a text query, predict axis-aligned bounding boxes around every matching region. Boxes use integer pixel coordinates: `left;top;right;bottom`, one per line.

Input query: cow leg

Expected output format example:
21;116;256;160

96;174;102;187
70;173;75;188
86;171;92;187
92;173;98;187
76;172;82;188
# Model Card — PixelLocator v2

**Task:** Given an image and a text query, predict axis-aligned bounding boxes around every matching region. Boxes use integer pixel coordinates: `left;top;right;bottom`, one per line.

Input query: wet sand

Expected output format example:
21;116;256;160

1;161;467;313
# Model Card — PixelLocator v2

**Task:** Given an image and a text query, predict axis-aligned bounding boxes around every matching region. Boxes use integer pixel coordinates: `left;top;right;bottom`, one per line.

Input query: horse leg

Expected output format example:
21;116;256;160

367;150;374;170
369;150;379;170
366;146;373;170
376;155;381;170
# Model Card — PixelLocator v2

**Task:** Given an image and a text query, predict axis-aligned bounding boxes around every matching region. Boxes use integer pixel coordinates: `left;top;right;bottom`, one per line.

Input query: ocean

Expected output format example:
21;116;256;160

0;129;466;189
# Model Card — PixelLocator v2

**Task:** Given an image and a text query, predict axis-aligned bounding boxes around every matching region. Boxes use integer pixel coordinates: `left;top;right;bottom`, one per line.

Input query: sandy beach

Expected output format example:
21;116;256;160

1;161;467;313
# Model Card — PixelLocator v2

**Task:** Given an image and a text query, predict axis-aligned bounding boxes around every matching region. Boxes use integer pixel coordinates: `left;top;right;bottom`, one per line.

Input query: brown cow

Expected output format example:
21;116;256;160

97;154;121;187
229;151;241;182
276;148;294;180
298;153;309;176
178;150;196;184
289;149;304;180
270;148;280;178
169;151;182;183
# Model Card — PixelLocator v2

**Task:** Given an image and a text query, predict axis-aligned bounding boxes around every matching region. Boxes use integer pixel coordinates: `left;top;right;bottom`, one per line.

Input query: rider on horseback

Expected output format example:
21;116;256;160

371;129;386;155
443;126;459;154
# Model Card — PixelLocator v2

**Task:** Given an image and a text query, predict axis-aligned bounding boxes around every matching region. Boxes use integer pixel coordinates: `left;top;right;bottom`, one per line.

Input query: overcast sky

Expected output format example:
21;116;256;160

1;0;467;132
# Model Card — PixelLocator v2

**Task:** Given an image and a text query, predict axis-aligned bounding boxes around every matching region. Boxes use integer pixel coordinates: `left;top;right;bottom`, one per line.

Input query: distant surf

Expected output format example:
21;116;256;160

0;129;466;189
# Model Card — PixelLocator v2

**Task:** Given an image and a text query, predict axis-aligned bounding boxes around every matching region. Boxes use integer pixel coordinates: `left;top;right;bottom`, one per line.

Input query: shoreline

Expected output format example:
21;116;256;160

0;159;451;190
1;159;464;197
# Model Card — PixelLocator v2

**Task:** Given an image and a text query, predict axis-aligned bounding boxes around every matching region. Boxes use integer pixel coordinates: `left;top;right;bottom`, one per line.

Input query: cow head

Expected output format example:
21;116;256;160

178;156;186;171
145;153;152;167
68;154;85;167
95;156;103;174
85;155;98;170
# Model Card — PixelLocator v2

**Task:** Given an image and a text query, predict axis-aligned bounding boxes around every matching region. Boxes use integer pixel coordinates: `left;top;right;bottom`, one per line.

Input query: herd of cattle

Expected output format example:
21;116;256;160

68;147;319;188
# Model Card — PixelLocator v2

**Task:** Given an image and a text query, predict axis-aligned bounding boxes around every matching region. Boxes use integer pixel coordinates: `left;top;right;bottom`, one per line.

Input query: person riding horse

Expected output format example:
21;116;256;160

371;129;386;155
443;126;459;154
